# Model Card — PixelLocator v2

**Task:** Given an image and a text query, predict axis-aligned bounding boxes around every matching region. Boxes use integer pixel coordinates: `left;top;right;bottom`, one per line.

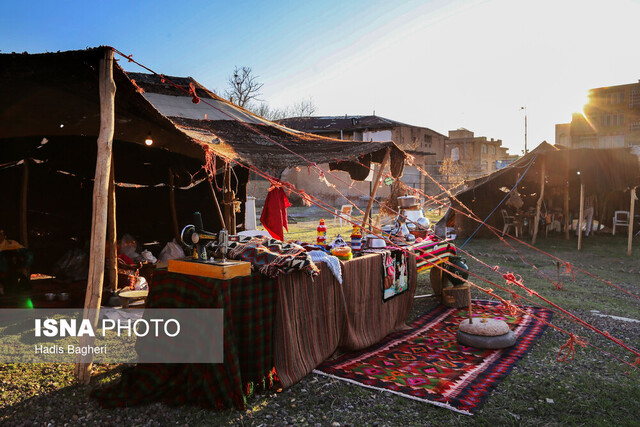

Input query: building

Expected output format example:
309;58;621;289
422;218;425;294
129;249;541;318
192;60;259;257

278;115;447;196
443;128;513;187
556;80;640;149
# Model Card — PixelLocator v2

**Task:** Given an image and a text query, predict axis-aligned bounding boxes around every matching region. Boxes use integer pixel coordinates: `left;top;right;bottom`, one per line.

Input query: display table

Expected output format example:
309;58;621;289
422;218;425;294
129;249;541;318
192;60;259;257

93;251;417;409
274;252;417;388
92;269;278;410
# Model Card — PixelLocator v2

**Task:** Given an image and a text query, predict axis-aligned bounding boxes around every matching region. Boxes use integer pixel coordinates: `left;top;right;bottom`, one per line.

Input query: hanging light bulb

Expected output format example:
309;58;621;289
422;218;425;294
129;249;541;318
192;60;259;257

145;132;153;146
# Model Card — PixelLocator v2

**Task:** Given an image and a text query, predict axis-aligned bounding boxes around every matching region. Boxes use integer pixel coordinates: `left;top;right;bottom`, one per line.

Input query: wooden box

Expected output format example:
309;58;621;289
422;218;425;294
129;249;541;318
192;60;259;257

168;258;252;280
442;285;471;308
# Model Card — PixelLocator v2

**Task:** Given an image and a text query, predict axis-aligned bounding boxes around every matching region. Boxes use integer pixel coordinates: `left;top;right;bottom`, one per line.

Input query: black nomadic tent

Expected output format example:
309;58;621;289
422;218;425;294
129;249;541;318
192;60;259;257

0;47;407;273
449;142;640;242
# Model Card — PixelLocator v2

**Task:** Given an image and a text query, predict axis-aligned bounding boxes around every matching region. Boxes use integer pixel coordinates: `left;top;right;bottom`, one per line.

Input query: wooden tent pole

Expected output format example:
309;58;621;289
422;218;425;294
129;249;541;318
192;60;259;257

628;187;637;256
363;147;391;231
19;158;29;248
207;177;226;229
577;182;585;251
107;160;118;292
169;168;180;242
532;158;545;245
75;48;116;384
223;163;236;233
564;179;570;240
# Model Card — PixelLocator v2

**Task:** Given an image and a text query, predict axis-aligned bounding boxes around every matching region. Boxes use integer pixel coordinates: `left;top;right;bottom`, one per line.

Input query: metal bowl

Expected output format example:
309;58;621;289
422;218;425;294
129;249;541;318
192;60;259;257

44;293;56;301
57;292;70;301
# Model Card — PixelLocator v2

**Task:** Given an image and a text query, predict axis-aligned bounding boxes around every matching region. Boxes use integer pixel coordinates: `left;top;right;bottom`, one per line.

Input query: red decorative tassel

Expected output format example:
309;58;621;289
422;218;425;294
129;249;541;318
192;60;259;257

189;82;200;104
557;333;587;362
130;79;145;94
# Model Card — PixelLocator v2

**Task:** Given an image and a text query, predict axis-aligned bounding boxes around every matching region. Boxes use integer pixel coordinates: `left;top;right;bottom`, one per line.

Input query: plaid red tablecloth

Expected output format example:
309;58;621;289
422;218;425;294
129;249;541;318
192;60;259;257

92;269;278;410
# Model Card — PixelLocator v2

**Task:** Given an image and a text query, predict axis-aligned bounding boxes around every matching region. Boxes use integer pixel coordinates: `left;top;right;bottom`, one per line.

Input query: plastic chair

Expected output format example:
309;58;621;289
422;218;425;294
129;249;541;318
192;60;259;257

501;209;520;237
612;211;630;236
333;205;353;226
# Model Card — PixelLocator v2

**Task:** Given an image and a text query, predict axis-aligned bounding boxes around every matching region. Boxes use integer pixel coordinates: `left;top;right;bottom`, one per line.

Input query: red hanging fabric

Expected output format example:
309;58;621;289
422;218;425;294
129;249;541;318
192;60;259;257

260;187;291;241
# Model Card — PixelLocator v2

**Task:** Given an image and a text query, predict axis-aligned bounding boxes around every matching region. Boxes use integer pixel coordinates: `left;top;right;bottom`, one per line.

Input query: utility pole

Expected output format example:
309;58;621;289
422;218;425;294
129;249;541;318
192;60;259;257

521;106;528;154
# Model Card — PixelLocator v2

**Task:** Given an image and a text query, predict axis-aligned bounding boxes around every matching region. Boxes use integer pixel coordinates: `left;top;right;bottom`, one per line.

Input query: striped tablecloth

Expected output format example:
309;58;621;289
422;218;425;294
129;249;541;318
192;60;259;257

274;252;417;388
92;269;278;410
411;239;457;274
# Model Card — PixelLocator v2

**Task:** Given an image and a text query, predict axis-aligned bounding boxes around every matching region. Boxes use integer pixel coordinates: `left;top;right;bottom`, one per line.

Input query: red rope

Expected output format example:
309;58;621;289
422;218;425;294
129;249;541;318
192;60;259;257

112;48;640;367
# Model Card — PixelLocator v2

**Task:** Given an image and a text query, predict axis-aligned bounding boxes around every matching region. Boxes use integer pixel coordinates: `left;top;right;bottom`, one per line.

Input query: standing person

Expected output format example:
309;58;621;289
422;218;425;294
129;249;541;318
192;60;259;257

581;193;597;236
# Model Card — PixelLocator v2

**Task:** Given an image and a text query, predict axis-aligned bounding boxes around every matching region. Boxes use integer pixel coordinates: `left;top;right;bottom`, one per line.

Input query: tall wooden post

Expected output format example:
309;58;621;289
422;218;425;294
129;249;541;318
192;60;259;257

207;177;226;229
628;187;637;256
19;158;29;247
169;168;180;242
107;160;118;291
532;159;545;245
75;48;116;384
363;147;391;231
223;163;236;234
564;179;570;240
577;182;585;251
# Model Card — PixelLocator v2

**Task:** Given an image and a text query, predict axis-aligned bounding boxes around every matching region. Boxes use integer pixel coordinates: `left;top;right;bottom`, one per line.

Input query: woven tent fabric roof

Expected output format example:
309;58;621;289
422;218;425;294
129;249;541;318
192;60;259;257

0;47;407;180
458;141;640;198
278;115;447;137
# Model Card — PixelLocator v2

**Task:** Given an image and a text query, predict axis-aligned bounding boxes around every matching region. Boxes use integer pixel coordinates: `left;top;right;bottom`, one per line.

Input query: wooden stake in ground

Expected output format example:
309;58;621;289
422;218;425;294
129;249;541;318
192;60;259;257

75;48;116;384
363;147;390;231
628;186;637;256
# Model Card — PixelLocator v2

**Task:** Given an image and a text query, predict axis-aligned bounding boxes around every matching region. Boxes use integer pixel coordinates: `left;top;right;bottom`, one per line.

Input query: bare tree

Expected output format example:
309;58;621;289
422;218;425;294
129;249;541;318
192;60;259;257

439;158;470;190
289;97;317;117
225;66;263;107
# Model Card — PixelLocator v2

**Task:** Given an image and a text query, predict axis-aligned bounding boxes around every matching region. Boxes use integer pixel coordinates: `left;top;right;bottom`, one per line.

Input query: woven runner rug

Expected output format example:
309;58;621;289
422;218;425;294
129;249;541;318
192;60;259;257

314;300;552;415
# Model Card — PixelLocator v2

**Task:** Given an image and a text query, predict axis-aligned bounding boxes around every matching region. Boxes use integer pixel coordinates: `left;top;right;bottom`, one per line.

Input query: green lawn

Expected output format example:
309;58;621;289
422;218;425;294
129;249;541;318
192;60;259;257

2;213;640;426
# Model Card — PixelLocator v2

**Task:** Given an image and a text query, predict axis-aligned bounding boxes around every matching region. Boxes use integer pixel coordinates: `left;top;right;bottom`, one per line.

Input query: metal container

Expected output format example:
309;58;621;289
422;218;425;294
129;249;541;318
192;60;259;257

365;235;387;248
44;293;56;301
57;292;70;301
444;256;470;286
397;196;419;208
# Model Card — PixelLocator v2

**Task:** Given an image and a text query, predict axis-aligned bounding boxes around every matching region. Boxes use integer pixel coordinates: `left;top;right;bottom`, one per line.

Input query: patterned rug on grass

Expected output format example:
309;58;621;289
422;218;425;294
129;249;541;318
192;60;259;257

314;300;552;415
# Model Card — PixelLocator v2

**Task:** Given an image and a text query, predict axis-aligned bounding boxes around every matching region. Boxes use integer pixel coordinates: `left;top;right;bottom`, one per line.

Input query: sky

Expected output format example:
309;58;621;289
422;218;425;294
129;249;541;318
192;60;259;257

2;0;640;155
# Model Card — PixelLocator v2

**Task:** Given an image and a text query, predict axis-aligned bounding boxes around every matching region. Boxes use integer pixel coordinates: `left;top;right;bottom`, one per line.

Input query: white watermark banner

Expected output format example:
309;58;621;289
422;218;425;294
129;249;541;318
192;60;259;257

0;309;223;363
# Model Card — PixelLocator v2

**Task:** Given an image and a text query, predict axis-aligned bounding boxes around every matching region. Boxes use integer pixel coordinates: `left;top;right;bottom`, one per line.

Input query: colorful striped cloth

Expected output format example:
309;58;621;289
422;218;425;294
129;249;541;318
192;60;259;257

92;269;278;410
274;252;417;388
411;239;457;274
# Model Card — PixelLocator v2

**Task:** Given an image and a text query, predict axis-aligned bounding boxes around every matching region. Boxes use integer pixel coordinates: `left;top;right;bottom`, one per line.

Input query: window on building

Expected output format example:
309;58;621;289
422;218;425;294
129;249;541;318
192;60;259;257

631;89;640;107
423;134;432;148
482;144;487;154
491;146;496;155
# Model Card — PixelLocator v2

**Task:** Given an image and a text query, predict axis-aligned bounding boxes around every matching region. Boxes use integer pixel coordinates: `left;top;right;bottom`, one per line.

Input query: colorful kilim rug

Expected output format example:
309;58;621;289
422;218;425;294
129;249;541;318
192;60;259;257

314;300;552;415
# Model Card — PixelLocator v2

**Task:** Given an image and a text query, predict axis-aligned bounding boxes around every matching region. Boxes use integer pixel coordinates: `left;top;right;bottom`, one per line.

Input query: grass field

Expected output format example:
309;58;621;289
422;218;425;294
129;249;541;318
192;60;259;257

1;209;639;426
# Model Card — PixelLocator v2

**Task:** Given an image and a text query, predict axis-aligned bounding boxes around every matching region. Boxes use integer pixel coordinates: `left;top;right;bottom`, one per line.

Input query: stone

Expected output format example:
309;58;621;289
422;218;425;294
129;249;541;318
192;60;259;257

457;329;516;349
458;318;510;336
